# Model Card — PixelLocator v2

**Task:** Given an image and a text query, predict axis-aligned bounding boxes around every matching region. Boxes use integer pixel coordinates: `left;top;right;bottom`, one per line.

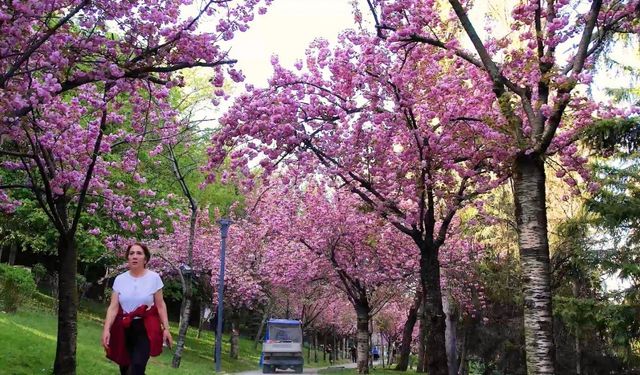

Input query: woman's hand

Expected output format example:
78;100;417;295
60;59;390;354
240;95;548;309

102;291;119;352
163;328;173;349
102;329;110;350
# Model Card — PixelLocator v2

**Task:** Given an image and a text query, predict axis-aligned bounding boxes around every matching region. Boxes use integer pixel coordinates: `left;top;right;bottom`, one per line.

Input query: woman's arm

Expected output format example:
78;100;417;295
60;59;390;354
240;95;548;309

102;292;120;349
154;289;173;348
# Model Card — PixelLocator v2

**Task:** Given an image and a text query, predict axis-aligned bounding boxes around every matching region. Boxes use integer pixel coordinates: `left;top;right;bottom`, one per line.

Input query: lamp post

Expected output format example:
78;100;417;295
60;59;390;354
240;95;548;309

215;218;232;373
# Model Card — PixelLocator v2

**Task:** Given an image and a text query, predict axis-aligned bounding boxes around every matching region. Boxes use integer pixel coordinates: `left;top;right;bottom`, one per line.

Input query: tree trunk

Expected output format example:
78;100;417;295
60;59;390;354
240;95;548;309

368;319;374;368
331;332;339;361
197;305;204;339
8;241;17;265
171;204;198;368
230;320;239;359
53;235;78;374
396;288;421;371
254;303;272;349
314;332;318;363
457;322;468;375
197;304;213;339
573;282;582;375
385;337;389;366
416;310;426;373
356;306;370;374
380;332;385;368
171;279;193;368
323;335;327;361
443;294;458;375
513;154;555;374
420;248;449;375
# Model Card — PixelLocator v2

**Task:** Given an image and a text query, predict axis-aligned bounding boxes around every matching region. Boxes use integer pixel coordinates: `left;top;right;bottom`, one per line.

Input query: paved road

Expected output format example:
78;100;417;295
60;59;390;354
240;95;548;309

233;362;357;375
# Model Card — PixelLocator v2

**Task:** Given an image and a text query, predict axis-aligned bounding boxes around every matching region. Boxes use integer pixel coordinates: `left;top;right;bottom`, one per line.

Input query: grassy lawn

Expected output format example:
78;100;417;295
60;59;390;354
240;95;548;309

0;293;343;374
319;367;418;375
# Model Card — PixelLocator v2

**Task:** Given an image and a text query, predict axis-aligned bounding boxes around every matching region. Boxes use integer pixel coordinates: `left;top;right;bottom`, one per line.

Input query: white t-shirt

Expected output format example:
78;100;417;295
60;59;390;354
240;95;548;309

112;270;164;314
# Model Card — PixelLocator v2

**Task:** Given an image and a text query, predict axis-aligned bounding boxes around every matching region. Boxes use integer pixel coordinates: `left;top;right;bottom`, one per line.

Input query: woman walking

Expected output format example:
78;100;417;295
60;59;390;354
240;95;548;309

102;243;173;374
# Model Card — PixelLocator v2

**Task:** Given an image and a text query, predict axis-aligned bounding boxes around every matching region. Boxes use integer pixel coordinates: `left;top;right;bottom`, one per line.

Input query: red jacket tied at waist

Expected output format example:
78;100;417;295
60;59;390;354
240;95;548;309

106;304;163;366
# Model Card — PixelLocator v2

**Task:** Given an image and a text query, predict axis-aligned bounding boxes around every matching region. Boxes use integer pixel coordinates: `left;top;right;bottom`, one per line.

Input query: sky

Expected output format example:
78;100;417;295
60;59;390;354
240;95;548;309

227;0;365;87
222;0;637;102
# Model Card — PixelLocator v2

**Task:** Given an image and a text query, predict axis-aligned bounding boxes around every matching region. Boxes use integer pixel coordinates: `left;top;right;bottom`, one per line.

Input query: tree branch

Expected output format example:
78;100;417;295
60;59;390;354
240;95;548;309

70;86;110;236
0;149;35;158
0;0;90;88
536;0;603;153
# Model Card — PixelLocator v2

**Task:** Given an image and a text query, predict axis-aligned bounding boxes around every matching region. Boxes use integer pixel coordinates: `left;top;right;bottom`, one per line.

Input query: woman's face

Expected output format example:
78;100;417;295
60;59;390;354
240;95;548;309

127;245;146;270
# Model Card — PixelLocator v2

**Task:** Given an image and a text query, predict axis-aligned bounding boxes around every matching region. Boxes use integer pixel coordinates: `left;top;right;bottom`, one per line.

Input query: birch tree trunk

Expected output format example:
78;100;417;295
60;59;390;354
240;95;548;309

254;302;272;349
356;306;371;374
230;320;239;359
513;154;555;374
171;205;197;368
443;295;458;375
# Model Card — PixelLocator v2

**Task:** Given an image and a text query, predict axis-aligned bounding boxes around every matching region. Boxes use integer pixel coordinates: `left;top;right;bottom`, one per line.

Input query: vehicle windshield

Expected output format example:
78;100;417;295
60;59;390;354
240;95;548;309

268;324;302;343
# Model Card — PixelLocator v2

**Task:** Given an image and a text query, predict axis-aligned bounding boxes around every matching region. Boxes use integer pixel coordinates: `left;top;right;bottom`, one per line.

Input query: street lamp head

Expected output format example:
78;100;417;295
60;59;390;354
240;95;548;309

180;264;193;276
218;218;232;237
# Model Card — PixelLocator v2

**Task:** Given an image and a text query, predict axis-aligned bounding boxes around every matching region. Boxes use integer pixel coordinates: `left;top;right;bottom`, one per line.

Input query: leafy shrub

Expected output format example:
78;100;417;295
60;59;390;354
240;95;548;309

0;264;37;312
31;263;47;286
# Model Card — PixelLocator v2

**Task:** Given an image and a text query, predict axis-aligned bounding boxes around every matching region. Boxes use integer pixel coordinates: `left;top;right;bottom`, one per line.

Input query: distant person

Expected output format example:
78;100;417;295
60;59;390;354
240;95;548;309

102;243;173;375
372;346;380;361
326;344;334;364
350;345;357;363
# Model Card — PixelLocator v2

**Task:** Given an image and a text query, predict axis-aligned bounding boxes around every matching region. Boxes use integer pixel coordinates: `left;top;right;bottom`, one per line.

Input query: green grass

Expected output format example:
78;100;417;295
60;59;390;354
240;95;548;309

0;293;344;374
319;367;419;374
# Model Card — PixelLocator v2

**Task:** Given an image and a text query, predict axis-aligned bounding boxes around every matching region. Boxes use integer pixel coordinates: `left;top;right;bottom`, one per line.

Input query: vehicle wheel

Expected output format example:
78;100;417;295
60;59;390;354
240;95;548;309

262;365;273;374
295;365;303;373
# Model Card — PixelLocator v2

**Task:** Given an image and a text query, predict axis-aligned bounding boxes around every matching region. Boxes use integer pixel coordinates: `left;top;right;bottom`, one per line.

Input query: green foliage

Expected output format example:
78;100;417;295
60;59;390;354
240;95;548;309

585;160;640;298
582;118;640;156
31;263;47;286
478;250;522;305
555;296;640;363
0;198;57;254
605;87;640;106
551;215;603;293
0;194;121;264
76;274;88;295
161;277;185;302
0;264;36;313
587;162;640;232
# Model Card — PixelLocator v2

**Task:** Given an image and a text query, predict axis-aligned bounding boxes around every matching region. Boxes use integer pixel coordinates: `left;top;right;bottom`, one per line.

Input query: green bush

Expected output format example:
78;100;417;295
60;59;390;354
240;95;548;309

0;264;37;312
31;263;47;286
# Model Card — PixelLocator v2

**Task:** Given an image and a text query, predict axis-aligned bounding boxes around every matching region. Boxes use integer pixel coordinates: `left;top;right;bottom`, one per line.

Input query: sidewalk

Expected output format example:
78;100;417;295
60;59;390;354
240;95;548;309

231;360;357;375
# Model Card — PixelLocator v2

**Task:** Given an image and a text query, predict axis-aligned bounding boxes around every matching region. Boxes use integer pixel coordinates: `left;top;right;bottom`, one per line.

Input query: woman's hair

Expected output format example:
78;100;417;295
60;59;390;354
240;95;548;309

125;242;151;265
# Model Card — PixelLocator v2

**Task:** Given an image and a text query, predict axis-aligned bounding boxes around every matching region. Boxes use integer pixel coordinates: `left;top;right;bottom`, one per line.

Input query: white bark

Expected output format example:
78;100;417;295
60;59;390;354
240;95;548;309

356;311;370;374
514;155;555;375
442;295;458;375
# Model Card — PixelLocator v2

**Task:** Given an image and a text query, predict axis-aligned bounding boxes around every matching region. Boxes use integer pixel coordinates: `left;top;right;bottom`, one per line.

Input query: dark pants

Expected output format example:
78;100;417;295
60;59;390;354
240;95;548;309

119;319;150;375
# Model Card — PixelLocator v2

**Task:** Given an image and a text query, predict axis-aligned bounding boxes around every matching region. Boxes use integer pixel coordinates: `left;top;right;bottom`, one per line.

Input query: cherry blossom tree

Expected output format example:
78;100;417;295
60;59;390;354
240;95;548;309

152;208;270;308
207;25;507;373
0;1;272;373
239;179;418;373
365;0;639;372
